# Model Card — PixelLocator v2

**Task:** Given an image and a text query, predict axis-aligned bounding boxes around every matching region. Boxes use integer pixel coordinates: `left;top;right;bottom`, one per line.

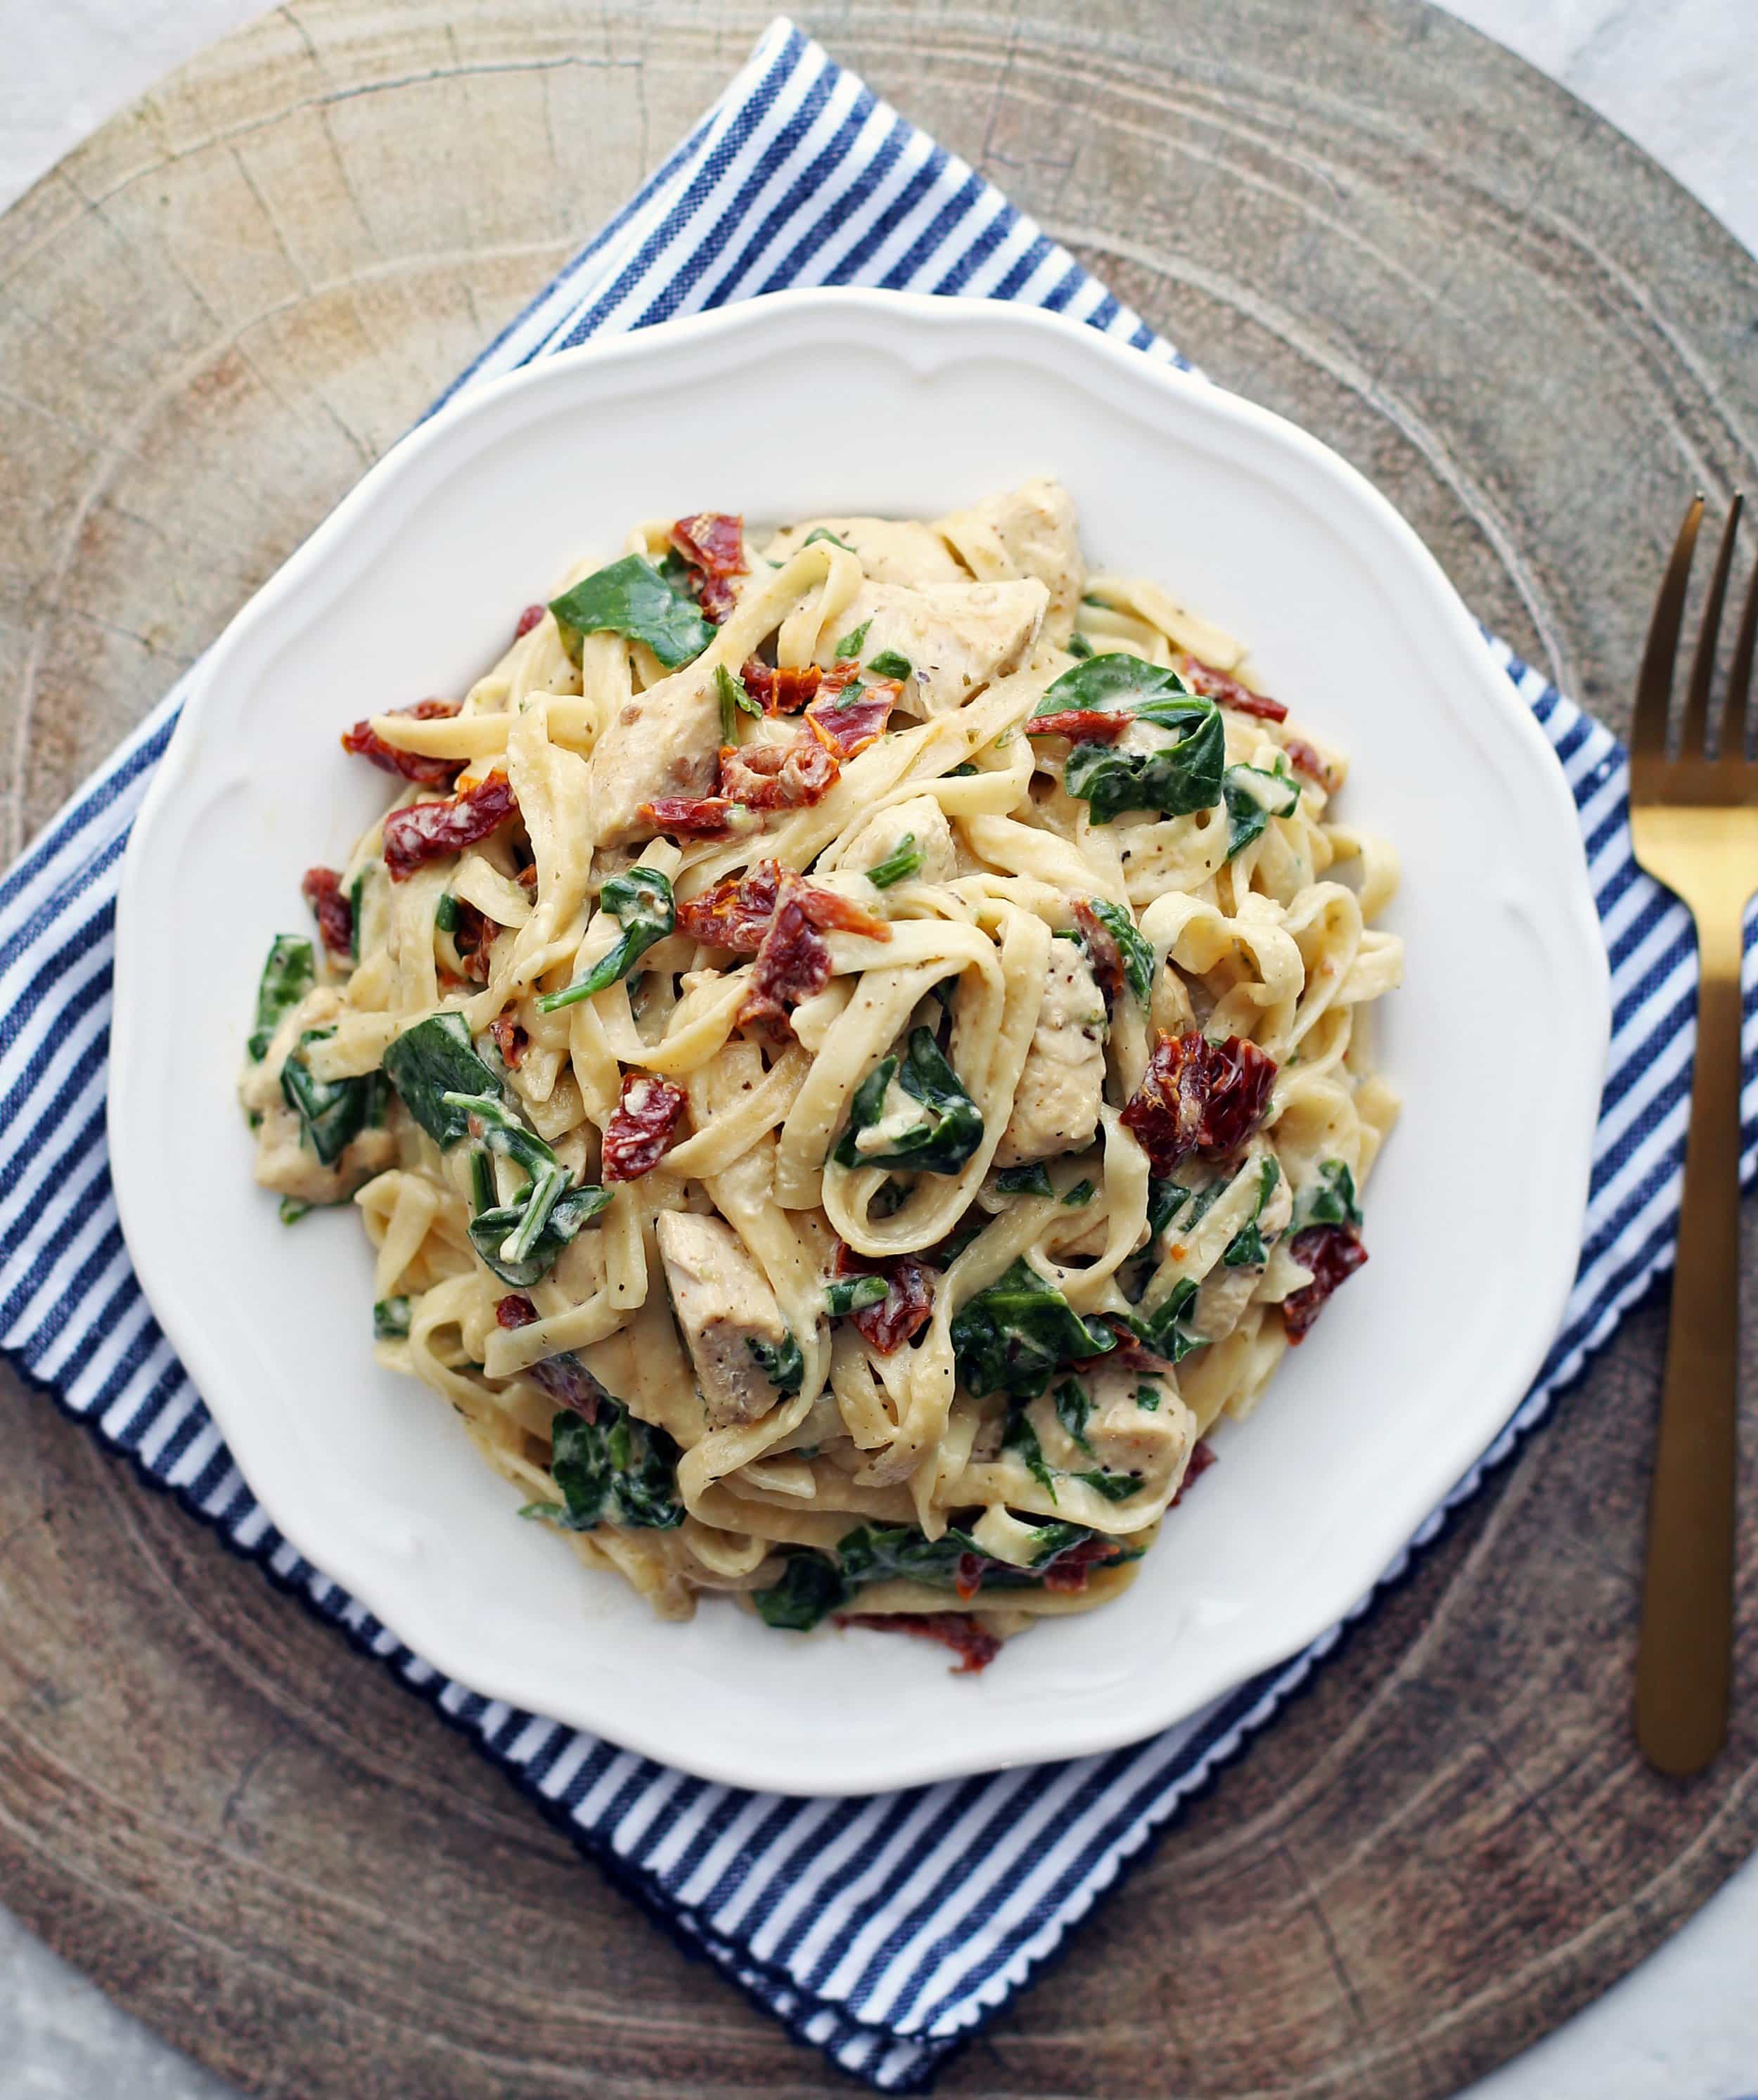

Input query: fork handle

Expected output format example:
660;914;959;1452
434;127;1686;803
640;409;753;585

1634;898;1742;1777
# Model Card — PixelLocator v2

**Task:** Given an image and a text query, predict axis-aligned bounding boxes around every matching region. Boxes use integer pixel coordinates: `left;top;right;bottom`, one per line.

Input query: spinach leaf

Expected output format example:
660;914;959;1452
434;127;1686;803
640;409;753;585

760;1519;1141;1632
1003;1406;1058;1500
754;1551;849;1630
1083;898;1155;1003
715;662;760;740
1222;756;1300;858
1053;1377;1094;1453
1032;654;1224;823
951;1258;1117;1398
833;1027;984;1175
373;1297;411;1341
1125;1275;1202;1363
867;649;913;680
1222;1156;1282;1268
444;1090;570;1266
1146;1178;1187;1239
280;1029;383;1166
1071;1467;1143;1503
548;554;714;669
1065;633;1094;660
382;1012;502;1148
826;1274;889;1318
945;761;978;778
522;1404;686;1532
864;834;923;889
1062;1178;1096;1207
835;618;871;657
1297;1159;1363;1230
538;866;675;1012
748;1329;804;1396
279;1197;311;1225
434;891;460;934
1064;703;1224;823
468;1182;613;1287
349;872;367;964
994;1163;1054;1199
1136;1382;1162;1411
249;934;314;1061
802;527;854;551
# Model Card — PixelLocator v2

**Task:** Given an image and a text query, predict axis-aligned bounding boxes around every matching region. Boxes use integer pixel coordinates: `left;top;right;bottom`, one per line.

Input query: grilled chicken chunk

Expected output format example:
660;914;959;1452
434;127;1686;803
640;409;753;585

589;657;722;846
994;943;1108;1166
655;1210;795;1427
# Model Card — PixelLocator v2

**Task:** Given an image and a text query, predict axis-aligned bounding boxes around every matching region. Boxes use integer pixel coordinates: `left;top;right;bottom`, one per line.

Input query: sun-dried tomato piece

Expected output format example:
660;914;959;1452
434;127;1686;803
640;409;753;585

742;659;822;714
489;1015;528;1068
835;1244;935;1354
738;882;832;1031
804;679;899;762
601;1072;688;1183
1040;1535;1126;1594
1170;1438;1217;1507
638;794;739;835
793;885;890;940
1175;653;1287;722
514;603;547;640
738;872;891;1033
447;898;494;984
300;865;353;960
1120;1031;1278;1175
671;513;747;623
1072;900;1124;1004
1281;1225;1368;1344
1026;707;1131;743
493;1296;605;1421
719;734;840;809
1283;737;1336;790
383;771;519;882
1079;1320;1179;1381
674;861;783;953
341;697;463;790
835;1611;1002;1674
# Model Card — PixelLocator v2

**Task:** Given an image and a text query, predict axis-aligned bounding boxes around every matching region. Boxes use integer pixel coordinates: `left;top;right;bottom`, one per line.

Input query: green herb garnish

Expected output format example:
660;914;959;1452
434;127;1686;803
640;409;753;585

864;834;923;889
537;866;675;1012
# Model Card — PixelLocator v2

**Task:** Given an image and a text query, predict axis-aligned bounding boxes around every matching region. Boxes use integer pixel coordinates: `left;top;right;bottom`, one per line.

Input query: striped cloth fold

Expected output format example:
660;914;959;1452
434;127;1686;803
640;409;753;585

1;18;1751;2091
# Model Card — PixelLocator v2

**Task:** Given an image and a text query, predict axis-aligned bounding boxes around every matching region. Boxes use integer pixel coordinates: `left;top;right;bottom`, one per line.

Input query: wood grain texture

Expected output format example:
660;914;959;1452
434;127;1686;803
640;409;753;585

1;2;1756;2094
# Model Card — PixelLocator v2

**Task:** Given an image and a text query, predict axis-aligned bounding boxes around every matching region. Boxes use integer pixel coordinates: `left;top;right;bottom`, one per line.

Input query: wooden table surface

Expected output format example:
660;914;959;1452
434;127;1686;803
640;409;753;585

1;2;1756;2095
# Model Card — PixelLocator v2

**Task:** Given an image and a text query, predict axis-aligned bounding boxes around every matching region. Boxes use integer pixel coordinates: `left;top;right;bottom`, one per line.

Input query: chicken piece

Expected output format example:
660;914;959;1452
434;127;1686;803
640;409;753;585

936;478;1084;640
589;655;722;845
654;1210;794;1428
250;1101;394;1206
996;1363;1195;1518
1191;1162;1292;1346
763;516;969;588
828;578;1046;716
1077;1365;1198;1495
994;943;1108;1166
835;794;957;886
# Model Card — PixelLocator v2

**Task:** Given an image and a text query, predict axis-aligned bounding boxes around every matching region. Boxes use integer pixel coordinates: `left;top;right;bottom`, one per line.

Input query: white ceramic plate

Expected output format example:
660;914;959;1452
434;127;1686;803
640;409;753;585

110;289;1608;1794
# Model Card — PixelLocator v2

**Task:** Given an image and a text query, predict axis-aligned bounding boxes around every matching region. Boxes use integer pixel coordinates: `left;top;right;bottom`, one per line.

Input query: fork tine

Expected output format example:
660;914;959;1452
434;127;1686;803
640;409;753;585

1633;496;1704;768
1681;493;1743;755
1721;533;1758;763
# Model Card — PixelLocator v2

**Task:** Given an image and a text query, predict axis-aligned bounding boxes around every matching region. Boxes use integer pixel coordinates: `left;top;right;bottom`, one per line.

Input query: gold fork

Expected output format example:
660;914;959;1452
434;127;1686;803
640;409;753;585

1630;492;1758;1777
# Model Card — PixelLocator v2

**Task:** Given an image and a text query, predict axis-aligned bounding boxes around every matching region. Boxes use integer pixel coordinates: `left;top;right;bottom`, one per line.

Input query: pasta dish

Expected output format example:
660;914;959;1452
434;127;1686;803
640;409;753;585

239;480;1401;1672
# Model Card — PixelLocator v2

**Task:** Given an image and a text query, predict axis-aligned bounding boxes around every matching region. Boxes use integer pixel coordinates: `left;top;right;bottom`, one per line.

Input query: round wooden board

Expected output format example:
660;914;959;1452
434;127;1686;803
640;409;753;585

2;2;1756;2095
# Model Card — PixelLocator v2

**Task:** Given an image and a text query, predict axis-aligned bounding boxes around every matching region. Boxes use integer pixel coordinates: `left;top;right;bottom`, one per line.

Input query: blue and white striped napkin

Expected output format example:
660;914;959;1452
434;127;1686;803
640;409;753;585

2;19;1750;2090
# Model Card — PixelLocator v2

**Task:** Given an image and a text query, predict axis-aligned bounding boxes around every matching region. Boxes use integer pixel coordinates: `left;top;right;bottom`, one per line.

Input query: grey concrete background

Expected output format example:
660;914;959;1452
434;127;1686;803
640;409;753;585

0;3;1752;2096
